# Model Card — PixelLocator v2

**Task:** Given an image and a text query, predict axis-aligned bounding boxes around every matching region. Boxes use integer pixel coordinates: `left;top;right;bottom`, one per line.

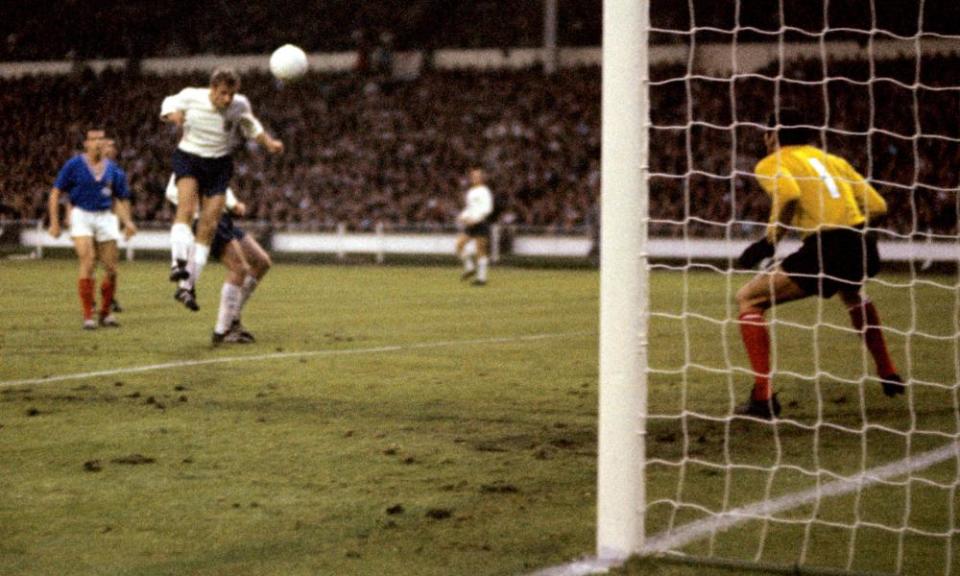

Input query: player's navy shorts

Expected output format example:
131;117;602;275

465;221;491;238
210;213;246;260
172;148;233;197
781;226;880;298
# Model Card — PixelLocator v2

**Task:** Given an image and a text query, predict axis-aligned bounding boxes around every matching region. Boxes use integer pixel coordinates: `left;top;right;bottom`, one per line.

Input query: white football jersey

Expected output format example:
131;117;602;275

160;87;264;158
459;185;494;225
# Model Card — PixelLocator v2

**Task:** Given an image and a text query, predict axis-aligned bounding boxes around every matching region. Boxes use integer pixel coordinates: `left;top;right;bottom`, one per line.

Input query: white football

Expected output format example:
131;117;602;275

269;44;308;81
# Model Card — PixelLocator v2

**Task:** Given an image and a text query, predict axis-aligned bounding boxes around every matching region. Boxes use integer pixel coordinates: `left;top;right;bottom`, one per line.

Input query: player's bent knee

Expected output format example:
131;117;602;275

735;283;769;314
258;253;273;273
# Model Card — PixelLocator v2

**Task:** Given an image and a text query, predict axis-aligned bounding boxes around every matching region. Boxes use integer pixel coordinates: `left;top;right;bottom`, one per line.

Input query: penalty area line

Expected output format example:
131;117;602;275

0;331;594;389
530;440;960;576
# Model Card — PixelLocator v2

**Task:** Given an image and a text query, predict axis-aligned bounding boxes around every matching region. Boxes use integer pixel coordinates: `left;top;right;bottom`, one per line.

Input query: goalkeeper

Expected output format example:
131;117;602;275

735;108;904;419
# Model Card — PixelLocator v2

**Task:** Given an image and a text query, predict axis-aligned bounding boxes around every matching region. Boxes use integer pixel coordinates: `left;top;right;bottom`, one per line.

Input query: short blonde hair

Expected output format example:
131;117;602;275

210;67;241;88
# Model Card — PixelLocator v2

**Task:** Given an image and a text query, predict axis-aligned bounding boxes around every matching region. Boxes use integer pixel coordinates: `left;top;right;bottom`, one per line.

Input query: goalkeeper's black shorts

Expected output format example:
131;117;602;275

781;226;880;298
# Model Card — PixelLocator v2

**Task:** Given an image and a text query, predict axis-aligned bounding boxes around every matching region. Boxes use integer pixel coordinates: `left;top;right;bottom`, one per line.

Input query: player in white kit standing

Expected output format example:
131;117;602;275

160;67;283;310
455;168;495;286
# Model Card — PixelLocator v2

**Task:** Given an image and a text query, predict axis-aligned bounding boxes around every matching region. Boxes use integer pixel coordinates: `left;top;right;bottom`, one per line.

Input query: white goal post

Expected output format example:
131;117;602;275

597;0;650;562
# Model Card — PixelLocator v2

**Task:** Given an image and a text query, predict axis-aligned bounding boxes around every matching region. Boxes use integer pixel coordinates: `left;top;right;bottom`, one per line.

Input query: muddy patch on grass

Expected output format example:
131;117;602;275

425;508;452;520
385;504;405;515
111;454;156;465
479;482;519;494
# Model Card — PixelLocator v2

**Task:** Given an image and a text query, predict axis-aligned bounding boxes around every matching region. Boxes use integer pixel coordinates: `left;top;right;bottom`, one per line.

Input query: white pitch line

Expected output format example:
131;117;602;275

0;331;594;389
531;440;960;576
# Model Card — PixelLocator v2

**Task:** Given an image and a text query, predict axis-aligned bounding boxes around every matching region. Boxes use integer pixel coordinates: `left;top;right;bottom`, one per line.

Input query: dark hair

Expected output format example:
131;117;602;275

210;67;240;88
82;128;104;146
768;107;817;146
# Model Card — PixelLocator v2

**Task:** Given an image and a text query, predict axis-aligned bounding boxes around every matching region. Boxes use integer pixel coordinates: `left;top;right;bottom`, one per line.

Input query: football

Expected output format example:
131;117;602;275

269;44;308;81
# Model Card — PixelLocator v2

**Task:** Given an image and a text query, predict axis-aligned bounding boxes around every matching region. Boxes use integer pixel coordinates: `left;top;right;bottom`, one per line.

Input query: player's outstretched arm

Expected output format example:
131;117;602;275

255;132;284;154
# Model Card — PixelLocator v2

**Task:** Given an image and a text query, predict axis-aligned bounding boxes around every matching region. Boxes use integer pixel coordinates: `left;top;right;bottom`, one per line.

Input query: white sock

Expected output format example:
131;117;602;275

477;256;489;282
179;244;196;290
187;243;210;290
170;223;194;265
214;283;242;334
462;254;476;273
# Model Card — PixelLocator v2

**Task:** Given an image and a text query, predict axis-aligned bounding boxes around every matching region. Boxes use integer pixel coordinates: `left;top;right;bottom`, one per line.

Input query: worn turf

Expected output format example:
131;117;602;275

1;259;956;575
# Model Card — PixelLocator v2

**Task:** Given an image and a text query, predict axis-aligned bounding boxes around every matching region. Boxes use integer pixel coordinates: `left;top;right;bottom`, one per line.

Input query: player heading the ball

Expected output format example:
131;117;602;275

160;67;283;312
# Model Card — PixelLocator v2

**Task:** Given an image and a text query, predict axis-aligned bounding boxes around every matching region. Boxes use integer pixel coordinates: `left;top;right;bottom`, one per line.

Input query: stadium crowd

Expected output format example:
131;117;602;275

647;53;960;238
1;54;958;238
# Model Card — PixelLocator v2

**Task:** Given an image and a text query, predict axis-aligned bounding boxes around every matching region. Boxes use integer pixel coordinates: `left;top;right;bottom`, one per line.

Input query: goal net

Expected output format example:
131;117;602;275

598;1;960;574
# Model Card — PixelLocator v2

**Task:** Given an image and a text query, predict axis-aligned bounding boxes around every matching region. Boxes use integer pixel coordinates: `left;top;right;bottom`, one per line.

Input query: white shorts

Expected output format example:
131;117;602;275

70;207;121;243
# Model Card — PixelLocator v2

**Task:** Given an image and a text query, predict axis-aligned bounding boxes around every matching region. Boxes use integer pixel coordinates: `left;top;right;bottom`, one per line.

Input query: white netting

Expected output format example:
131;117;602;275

641;1;960;573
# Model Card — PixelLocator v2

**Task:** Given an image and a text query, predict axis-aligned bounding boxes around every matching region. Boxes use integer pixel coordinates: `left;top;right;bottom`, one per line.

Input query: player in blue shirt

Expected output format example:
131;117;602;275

48;129;137;329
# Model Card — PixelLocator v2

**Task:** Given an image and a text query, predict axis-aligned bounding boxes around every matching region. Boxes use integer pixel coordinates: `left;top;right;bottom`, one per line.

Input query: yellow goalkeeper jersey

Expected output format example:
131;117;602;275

753;145;888;241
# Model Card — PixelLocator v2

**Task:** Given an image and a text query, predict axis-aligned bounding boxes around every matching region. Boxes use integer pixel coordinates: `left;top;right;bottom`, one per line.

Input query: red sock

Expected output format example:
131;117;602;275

78;278;95;320
100;278;115;318
739;310;771;401
848;300;897;378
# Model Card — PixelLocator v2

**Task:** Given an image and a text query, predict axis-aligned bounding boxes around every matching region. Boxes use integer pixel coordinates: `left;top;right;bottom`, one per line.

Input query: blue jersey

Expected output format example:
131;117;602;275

53;155;130;211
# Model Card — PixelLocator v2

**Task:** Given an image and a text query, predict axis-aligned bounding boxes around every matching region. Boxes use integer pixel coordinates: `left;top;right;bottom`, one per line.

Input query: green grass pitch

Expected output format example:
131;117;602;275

1;259;957;575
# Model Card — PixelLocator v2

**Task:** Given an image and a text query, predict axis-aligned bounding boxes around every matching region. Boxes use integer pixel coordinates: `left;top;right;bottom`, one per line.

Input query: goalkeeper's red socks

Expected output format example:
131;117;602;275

739;309;772;401
848;299;898;379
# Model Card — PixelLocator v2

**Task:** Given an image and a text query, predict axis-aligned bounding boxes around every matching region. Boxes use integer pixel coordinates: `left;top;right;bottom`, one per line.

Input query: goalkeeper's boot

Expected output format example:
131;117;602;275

735;393;781;420
169;260;189;282
880;373;906;398
174;287;199;312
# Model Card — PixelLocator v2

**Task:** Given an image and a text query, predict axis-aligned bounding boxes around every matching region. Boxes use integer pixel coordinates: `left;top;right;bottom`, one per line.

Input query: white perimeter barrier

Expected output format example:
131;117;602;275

16;224;959;263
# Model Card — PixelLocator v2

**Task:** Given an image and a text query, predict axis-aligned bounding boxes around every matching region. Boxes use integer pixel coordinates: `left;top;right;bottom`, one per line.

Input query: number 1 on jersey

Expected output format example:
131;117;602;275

807;157;841;199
